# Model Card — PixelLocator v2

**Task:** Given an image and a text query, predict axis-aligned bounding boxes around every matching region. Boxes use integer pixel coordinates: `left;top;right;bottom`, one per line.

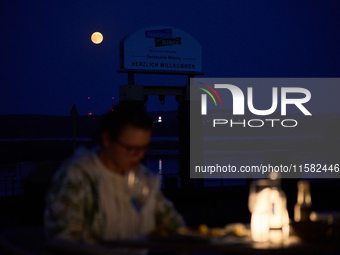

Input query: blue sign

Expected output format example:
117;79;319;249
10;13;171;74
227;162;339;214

145;29;173;38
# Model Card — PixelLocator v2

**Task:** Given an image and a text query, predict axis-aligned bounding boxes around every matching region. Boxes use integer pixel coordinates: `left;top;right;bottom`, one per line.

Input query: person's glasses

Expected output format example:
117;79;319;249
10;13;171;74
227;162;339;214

116;140;149;155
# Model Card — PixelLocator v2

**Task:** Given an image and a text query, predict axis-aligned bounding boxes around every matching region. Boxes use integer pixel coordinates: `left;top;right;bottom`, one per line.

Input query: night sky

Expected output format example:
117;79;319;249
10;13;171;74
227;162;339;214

1;0;339;116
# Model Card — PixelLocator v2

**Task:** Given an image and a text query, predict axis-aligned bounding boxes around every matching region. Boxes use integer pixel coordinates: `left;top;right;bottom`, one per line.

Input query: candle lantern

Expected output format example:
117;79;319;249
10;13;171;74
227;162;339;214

249;174;290;243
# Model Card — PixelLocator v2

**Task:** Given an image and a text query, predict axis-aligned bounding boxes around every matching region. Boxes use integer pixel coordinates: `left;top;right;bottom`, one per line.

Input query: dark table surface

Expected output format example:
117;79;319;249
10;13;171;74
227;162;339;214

44;235;340;255
2;226;339;255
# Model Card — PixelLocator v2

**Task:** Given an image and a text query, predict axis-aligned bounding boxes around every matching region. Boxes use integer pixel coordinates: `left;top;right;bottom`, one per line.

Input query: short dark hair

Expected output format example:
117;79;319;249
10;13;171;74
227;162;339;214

99;101;153;142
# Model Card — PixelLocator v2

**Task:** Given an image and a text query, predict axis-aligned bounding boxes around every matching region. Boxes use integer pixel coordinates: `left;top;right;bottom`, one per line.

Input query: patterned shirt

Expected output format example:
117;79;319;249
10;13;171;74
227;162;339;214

44;147;184;242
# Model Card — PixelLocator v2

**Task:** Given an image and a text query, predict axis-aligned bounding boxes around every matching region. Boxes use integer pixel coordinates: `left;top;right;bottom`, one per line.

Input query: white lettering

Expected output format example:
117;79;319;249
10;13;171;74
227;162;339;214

213;119;228;127
248;87;278;115
281;87;312;116
212;118;298;127
230;119;246;127
248;119;264;127
214;84;245;115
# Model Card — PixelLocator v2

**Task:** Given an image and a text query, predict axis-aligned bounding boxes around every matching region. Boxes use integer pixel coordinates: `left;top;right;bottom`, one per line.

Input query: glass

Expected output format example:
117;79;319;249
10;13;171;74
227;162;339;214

248;179;270;213
249;179;271;242
125;170;151;239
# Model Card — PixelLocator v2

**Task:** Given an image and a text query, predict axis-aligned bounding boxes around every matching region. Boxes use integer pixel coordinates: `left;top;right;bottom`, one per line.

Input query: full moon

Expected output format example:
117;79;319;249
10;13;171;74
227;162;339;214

91;32;103;44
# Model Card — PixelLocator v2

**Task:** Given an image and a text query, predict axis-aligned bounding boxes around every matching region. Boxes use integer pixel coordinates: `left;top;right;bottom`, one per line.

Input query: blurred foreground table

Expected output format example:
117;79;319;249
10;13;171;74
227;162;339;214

46;235;340;255
1;227;339;255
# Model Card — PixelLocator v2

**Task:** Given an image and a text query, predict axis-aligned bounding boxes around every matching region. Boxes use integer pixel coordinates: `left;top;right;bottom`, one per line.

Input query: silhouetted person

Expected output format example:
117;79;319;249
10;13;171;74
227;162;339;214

44;101;184;242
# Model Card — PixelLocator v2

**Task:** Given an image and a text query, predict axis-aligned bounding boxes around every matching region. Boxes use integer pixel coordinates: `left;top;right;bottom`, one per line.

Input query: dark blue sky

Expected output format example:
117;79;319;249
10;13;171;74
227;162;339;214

1;0;339;116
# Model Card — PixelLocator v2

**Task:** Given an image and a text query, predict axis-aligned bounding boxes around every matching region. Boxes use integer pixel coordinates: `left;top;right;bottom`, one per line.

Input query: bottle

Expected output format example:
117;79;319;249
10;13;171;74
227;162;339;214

268;172;290;243
294;180;312;222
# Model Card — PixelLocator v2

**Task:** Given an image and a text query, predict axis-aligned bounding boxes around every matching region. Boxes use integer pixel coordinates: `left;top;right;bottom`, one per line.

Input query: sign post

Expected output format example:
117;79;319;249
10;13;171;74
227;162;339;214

119;26;204;188
70;104;78;152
